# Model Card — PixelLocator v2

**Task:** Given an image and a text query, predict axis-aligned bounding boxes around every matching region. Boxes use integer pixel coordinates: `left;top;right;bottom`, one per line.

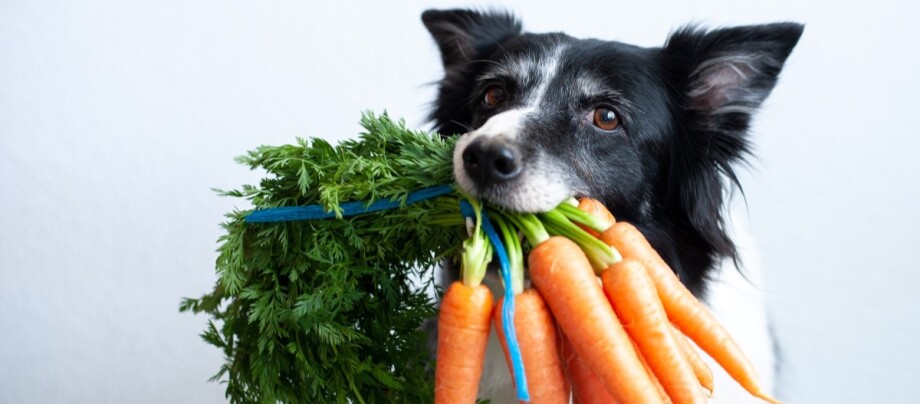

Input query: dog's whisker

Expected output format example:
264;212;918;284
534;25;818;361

448;120;474;133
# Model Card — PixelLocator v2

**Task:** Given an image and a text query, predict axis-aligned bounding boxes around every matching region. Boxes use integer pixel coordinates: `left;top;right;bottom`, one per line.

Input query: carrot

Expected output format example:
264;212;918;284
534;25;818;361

635;341;672;404
673;325;714;395
434;281;494;404
603;258;705;403
555;326;572;401
559;331;616;404
600;222;779;404
493;289;569;403
529;236;663;404
577;197;616;236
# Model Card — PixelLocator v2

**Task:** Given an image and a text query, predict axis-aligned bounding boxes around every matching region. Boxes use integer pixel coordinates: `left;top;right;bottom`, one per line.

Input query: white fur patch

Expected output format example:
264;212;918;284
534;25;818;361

476;108;532;141
526;45;566;108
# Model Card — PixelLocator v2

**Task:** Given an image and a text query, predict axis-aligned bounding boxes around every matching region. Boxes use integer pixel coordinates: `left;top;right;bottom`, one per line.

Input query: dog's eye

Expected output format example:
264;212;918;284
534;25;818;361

591;107;621;131
483;86;507;108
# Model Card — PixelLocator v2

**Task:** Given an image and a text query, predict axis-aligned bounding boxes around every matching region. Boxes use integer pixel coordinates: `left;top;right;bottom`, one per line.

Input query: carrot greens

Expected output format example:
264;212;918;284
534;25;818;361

180;113;461;403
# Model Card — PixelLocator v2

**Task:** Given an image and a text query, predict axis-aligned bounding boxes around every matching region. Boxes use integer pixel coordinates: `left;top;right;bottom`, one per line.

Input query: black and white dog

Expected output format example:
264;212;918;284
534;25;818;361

422;8;802;403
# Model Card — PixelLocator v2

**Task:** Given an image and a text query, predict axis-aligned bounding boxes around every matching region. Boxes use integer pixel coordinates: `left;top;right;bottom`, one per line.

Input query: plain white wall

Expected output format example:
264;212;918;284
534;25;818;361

2;1;918;403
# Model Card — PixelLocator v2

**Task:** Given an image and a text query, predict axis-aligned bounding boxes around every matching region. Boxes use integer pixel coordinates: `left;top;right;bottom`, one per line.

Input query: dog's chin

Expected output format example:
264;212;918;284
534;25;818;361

490;192;568;213
455;178;572;213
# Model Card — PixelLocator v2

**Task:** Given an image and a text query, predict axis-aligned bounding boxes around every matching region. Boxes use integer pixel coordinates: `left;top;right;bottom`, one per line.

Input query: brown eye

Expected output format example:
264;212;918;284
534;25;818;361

483;86;507;107
592;107;620;131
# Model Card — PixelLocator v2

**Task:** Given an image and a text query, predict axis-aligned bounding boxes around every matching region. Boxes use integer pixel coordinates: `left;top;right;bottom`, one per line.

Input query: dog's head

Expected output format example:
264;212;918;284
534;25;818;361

423;9;802;292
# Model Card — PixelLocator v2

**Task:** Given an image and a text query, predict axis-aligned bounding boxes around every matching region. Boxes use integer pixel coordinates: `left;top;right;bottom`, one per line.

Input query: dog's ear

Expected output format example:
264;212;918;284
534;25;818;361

661;23;803;261
666;23;804;119
422;9;522;71
422;9;521;136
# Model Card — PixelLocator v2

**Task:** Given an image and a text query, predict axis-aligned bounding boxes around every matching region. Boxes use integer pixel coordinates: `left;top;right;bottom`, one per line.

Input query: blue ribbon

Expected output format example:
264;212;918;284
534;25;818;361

244;185;454;222
459;200;530;402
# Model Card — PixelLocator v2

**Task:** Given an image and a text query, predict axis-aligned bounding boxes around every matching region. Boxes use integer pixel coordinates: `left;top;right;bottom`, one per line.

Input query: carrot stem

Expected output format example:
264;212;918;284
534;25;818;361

506;212;550;247
429;214;465;227
556;201;609;233
460;198;491;287
540;209;621;273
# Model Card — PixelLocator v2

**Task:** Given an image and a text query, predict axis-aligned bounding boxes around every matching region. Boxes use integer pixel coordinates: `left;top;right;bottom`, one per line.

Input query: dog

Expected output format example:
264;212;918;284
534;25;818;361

422;8;802;403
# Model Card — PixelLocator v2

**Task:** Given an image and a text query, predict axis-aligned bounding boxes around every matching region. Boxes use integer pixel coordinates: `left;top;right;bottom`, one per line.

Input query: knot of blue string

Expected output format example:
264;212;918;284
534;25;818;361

244;185;531;402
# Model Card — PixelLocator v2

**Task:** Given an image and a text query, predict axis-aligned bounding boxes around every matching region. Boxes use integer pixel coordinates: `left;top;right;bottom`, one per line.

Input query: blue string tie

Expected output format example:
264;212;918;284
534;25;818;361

245;184;454;222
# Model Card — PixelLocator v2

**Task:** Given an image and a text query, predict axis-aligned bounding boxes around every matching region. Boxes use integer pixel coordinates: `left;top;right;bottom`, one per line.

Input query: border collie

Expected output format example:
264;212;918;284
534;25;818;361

422;8;803;403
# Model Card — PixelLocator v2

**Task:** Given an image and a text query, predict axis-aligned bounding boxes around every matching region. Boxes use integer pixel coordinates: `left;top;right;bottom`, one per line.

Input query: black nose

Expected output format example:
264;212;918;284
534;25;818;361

462;138;522;185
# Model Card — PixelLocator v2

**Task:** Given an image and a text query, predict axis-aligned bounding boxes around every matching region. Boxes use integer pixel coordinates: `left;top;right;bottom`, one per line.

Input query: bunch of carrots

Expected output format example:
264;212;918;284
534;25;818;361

435;197;780;404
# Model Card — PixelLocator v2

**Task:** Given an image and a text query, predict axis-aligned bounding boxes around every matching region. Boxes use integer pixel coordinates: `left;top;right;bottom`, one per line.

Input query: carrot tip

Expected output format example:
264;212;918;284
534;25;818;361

757;394;782;404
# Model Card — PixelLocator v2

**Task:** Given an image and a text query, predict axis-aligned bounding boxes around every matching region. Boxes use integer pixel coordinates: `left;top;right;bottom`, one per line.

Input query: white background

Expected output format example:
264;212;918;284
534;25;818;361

2;1;918;403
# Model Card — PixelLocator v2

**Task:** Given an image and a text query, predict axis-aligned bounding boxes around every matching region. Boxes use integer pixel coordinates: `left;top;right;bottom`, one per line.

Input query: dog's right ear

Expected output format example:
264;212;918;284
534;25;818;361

422;9;522;71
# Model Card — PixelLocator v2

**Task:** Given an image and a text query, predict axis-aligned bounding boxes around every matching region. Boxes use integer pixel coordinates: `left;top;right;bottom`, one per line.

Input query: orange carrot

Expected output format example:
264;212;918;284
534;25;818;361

529;236;663;404
555;326;572;401
635;341;672;404
673;325;714;395
493;289;569;403
603;259;705;404
559;329;616;404
601;222;779;403
578;197;616;233
434;281;494;404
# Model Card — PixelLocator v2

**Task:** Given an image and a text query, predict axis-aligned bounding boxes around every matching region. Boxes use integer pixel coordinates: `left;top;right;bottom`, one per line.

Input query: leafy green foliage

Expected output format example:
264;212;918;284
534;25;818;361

181;113;463;403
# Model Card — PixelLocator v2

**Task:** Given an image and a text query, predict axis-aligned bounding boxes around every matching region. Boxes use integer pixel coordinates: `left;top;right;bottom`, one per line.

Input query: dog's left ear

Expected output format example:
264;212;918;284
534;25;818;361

660;23;803;260
665;23;804;120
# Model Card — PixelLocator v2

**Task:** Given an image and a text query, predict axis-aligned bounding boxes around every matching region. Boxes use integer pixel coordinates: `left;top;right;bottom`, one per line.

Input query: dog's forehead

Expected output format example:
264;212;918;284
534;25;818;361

483;35;651;101
478;36;567;103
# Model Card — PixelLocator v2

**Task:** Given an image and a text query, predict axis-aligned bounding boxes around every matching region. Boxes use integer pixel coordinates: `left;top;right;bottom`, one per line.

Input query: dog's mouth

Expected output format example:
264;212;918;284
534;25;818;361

465;182;572;213
467;187;571;213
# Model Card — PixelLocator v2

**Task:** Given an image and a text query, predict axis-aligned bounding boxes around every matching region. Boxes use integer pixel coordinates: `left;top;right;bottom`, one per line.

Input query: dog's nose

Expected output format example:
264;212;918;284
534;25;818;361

462;138;522;185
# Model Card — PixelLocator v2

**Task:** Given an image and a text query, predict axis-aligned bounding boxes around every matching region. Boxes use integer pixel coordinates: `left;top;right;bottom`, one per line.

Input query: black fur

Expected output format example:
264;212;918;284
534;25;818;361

423;9;802;297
